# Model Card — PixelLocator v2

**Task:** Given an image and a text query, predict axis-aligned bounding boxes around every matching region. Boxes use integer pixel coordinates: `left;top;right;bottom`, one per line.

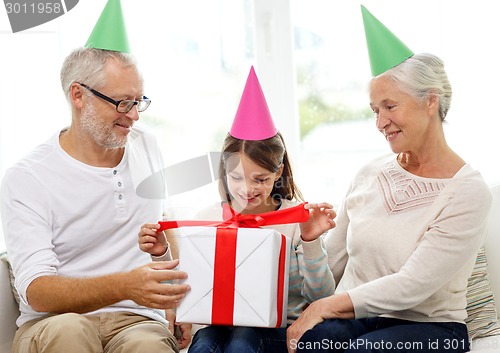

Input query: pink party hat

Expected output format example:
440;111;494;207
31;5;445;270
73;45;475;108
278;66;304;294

230;66;278;140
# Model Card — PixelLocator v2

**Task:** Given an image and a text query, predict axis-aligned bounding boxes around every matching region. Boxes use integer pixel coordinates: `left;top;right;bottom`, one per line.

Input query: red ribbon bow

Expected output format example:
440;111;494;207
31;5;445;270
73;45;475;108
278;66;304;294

158;202;309;327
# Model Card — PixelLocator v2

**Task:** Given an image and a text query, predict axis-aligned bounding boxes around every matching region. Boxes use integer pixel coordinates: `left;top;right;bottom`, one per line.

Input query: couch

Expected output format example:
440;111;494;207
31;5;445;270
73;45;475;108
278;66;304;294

0;257;19;353
470;184;500;351
1;185;500;353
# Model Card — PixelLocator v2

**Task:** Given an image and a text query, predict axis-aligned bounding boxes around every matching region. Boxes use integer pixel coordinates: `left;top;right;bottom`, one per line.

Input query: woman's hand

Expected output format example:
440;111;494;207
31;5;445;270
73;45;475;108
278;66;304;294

286;293;354;353
300;203;336;242
286;297;329;353
138;223;168;257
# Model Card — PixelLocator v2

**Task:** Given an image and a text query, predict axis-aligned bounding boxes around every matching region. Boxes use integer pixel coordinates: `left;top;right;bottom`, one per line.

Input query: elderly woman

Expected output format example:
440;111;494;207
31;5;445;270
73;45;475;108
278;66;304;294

286;7;492;353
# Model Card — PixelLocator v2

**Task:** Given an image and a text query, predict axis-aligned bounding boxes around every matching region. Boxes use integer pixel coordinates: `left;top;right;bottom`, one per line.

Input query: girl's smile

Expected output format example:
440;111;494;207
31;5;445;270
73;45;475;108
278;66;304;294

226;152;282;214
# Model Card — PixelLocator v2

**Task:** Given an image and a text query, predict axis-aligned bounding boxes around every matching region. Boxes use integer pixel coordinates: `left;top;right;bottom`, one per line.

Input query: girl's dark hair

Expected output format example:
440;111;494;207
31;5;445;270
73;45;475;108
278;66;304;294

218;132;303;204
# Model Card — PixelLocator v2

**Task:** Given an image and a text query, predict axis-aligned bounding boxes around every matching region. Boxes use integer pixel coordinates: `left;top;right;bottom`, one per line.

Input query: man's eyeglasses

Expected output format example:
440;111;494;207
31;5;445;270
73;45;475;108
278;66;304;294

78;83;151;113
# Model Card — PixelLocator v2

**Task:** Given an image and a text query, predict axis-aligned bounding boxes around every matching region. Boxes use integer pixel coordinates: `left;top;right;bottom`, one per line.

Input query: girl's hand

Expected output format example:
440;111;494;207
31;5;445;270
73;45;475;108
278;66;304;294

175;322;193;349
299;203;336;242
138;223;168;256
166;309;192;349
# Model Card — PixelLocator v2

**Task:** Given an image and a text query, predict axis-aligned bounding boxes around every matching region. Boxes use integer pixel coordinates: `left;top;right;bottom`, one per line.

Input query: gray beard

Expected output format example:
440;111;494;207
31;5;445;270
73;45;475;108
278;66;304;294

80;103;128;149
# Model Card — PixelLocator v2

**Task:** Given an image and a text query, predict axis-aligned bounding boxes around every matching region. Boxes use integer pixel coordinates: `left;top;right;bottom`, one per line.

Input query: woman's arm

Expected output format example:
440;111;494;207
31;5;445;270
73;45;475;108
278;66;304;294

286;292;355;353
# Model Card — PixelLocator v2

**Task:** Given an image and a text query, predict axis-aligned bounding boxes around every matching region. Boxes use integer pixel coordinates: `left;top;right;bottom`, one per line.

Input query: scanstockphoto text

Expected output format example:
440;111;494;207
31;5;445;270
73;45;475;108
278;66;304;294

288;337;485;351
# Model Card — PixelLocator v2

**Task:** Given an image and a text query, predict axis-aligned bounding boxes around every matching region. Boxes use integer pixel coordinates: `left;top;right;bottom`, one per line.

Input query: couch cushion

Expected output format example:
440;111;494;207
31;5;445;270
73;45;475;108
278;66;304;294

0;252;20;305
466;246;500;339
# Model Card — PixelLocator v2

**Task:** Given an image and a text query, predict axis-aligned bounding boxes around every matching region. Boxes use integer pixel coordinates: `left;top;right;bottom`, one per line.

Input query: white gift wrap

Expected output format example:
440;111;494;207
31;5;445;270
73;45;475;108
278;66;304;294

175;226;290;327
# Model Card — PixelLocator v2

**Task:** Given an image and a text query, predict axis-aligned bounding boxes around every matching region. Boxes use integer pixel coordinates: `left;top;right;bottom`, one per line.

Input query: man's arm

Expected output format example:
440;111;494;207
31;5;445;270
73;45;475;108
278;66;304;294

27;260;190;313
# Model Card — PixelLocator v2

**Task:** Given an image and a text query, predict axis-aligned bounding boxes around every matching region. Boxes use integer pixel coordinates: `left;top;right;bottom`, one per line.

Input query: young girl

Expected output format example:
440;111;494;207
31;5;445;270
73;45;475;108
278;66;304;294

138;67;336;353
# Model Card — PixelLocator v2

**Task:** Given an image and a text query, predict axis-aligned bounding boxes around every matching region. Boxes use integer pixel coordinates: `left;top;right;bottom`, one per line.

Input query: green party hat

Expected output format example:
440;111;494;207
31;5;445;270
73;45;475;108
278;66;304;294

361;5;414;76
85;0;130;53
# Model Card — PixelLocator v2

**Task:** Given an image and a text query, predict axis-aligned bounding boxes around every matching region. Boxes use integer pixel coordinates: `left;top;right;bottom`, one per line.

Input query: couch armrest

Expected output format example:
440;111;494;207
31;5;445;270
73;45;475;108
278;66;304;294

0;258;19;353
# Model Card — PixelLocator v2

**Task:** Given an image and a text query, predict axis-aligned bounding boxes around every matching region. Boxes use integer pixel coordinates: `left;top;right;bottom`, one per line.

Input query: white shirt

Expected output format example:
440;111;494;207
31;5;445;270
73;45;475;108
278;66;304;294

326;154;492;323
1;125;168;327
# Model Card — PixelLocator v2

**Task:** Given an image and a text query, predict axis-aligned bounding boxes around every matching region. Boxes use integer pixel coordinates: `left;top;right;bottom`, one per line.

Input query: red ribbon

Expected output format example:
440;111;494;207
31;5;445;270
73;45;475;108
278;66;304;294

212;227;238;325
276;233;287;328
158;202;309;327
158;202;309;231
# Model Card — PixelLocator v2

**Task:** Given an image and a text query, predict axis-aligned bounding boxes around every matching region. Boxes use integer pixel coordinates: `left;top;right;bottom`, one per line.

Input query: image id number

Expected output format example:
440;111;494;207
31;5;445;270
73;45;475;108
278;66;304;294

443;339;468;350
5;2;62;14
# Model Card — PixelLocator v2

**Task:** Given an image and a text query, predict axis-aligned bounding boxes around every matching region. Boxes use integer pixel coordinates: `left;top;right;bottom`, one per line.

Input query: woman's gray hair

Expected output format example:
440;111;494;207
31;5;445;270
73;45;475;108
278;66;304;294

60;47;140;102
383;53;452;121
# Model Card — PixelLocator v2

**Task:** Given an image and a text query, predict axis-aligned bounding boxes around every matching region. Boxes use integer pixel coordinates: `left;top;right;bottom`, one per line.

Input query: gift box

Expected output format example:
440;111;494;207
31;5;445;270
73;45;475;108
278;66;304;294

173;226;290;328
158;203;309;327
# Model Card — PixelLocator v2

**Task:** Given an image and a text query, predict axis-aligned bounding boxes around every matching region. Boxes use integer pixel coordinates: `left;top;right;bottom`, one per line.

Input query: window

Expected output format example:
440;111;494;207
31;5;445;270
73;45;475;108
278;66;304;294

291;0;500;203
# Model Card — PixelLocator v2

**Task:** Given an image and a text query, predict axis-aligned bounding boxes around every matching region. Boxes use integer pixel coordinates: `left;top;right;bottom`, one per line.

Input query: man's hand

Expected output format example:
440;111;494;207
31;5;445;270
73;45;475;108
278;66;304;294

127;260;190;309
26;259;190;314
